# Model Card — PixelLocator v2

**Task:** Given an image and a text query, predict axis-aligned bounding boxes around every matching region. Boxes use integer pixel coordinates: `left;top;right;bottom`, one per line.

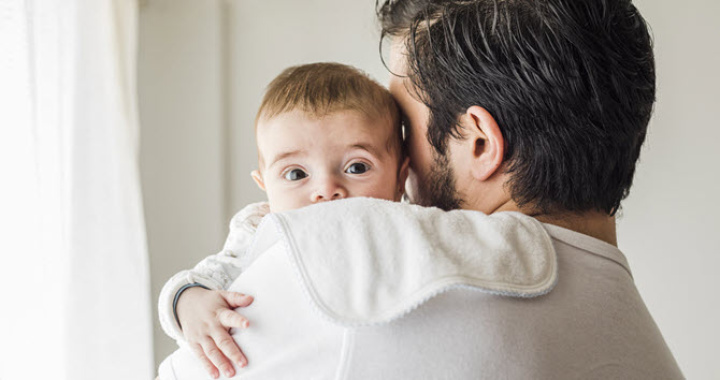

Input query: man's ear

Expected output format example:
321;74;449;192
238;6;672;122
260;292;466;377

397;156;410;197
251;170;266;191
460;106;505;181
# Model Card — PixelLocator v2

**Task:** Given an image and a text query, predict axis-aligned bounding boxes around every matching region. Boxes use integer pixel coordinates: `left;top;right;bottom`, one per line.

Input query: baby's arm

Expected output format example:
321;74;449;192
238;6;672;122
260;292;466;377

158;202;270;378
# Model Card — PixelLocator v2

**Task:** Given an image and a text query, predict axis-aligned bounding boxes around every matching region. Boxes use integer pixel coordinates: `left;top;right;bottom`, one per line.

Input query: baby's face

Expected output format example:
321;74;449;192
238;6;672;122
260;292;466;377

253;109;408;213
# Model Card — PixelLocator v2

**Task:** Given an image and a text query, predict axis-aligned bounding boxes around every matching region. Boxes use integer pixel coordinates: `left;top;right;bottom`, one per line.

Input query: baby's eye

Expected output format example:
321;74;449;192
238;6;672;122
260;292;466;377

284;168;308;181
346;162;370;175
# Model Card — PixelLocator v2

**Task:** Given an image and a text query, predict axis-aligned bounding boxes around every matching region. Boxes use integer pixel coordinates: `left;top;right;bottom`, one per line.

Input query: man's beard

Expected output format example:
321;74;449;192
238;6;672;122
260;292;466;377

409;150;463;211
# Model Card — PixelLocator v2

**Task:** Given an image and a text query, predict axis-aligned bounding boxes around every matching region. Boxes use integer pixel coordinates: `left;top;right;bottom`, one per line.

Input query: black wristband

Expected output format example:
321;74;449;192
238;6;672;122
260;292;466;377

173;282;210;330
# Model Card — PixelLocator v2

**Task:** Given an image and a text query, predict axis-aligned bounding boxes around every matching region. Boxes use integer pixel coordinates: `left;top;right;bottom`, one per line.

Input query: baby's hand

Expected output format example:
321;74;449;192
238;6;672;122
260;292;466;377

176;287;254;379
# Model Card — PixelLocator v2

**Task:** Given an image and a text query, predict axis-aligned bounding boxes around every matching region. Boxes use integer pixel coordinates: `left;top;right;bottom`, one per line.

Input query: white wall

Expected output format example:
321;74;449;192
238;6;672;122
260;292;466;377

138;0;720;377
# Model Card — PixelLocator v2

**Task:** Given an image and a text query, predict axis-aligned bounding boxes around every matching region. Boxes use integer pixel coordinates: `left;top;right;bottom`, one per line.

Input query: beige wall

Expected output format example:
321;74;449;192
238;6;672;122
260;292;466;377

617;1;720;378
224;0;390;211
138;0;228;366
139;0;720;377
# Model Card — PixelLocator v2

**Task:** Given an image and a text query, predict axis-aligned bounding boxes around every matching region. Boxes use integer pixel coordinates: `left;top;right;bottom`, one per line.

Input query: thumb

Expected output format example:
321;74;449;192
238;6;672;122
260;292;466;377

220;290;254;308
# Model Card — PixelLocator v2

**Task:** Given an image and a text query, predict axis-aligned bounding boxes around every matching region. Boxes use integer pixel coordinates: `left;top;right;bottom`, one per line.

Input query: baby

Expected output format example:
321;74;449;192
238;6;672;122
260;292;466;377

157;62;408;379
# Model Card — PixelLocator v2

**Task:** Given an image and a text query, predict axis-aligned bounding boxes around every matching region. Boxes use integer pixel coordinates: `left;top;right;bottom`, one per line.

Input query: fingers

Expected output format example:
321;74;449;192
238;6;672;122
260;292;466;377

190;343;220;379
200;337;236;378
182;290;252;378
212;328;248;369
218;308;250;329
221;291;254;308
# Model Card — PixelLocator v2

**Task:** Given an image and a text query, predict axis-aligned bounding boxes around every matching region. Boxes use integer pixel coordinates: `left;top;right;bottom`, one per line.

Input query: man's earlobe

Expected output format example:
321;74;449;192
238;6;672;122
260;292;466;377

251;170;266;191
464;106;505;181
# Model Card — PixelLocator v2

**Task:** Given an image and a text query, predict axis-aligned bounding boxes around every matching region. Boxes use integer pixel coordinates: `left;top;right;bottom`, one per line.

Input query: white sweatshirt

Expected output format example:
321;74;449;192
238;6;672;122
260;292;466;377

159;198;682;379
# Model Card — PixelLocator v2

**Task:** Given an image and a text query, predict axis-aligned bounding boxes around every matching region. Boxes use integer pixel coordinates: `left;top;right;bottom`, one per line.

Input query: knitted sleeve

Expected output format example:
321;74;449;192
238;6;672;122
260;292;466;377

157;202;270;342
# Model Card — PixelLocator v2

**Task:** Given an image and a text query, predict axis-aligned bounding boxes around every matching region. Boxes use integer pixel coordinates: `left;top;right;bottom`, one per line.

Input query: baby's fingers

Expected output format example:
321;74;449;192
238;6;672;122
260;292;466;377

218;308;250;329
201;337;236;378
220;291;254;308
213;328;248;370
190;342;219;379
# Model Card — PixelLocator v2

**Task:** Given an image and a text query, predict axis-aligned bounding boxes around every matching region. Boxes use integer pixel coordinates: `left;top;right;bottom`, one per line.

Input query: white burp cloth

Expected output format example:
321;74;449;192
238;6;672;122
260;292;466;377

249;197;558;326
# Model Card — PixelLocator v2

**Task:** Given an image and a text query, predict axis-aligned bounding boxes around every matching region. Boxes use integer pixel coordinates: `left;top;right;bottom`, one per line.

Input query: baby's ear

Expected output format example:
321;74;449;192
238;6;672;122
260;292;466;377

251;170;266;191
397;156;410;196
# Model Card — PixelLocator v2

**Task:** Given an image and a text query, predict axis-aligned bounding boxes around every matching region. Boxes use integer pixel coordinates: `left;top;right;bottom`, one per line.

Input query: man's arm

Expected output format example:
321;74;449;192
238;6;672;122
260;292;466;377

157;202;269;378
158;240;346;380
157;202;268;341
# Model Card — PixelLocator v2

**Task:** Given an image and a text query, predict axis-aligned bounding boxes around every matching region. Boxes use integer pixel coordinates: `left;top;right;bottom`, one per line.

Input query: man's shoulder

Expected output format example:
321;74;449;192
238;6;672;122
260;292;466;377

247;197;558;326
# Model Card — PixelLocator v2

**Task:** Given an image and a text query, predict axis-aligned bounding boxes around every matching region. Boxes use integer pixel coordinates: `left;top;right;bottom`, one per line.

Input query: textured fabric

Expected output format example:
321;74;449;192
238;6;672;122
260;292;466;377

159;198;682;379
158;202;270;343
262;198;557;324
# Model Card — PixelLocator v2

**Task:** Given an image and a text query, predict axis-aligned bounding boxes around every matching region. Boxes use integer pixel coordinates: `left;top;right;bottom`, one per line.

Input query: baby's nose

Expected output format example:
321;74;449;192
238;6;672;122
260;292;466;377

311;181;347;203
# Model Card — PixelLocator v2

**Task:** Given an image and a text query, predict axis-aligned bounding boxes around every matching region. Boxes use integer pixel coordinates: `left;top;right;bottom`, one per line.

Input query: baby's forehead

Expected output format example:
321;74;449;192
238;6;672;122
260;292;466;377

258;108;399;139
256;108;402;160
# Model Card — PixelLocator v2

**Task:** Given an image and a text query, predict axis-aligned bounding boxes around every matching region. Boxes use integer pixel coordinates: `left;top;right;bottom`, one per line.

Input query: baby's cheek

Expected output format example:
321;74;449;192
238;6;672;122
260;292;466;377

267;185;315;212
356;177;398;201
265;187;292;212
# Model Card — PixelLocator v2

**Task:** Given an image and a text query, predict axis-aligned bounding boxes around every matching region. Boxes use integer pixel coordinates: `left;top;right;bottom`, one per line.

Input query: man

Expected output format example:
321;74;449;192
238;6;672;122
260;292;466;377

162;0;682;378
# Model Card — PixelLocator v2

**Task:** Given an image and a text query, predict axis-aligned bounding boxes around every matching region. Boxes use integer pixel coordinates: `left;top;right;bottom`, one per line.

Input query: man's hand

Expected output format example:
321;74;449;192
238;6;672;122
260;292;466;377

176;287;254;379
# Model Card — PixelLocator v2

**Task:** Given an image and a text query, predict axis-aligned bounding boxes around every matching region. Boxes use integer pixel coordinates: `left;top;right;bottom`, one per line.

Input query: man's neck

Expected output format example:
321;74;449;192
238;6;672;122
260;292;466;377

492;200;618;247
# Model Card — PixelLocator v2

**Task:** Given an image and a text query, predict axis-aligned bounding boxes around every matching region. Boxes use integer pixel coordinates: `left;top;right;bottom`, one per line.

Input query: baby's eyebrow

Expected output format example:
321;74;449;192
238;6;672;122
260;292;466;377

269;149;305;168
350;143;381;157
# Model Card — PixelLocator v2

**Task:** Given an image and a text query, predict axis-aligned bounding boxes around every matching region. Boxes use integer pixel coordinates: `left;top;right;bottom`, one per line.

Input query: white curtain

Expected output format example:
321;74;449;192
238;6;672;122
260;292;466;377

0;1;154;379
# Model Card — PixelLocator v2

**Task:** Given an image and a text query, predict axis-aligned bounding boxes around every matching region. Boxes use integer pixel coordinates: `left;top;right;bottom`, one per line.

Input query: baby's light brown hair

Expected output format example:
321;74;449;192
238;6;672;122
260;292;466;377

255;62;402;158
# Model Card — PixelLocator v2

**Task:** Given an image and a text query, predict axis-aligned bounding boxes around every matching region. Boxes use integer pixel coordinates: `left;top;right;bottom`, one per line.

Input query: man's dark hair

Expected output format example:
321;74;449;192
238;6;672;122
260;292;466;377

377;0;655;216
